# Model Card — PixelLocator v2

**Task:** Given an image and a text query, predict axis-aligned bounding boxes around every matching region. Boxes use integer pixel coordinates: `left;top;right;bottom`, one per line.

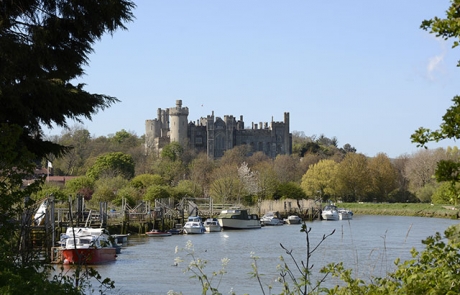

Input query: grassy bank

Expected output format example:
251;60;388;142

338;202;460;219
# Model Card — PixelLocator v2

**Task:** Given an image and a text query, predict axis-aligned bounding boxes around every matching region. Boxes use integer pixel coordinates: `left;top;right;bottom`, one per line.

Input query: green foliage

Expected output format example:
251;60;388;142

86;152;135;180
431;182;457;204
64;176;95;200
275;182;307;200
174;179;202;199
112;186;137;207
92;176;129;205
33;182;67;201
0;0;135;159
161;142;184;162
144;185;171;201
131;174;165;189
301;159;338;199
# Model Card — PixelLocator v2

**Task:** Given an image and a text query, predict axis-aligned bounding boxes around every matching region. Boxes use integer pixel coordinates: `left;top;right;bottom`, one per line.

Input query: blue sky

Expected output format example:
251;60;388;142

44;1;460;158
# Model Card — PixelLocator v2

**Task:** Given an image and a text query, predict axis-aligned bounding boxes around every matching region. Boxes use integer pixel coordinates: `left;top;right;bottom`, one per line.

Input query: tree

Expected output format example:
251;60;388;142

300;159;339;201
367;153;398;202
273;154;302;183
404;149;446;202
274;182;307;200
411;1;460;189
336;153;371;202
0;1;135;292
86;152;135;180
0;0;135;159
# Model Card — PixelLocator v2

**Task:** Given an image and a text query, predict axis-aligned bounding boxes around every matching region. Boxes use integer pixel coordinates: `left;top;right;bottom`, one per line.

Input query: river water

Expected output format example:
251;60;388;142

62;215;459;295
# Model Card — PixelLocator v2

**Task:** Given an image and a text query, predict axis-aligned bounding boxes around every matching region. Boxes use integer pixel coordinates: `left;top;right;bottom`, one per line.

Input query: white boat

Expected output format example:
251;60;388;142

321;205;339;221
203;218;221;232
183;216;205;234
338;208;353;220
183;221;205;234
59;227;117;264
260;211;284;226
217;209;261;230
285;215;302;224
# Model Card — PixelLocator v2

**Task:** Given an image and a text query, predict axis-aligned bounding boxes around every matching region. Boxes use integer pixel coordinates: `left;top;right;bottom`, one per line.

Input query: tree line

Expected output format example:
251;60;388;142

40;126;460;209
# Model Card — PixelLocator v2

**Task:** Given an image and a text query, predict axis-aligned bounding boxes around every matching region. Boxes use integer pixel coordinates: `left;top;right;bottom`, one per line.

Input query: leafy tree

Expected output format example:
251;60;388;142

301;159;339;201
131;174;165;189
33;182;67;202
144;185;171;201
367;153;398;202
209;164;242;205
0;0;135;159
252;161;278;200
188;152;215;197
336;153;371;202
161;142;184;162
274;182;307;200
64;176;94;200
86;152;135;180
0;0;134;293
411;1;460;190
173;179;202;199
92;176;129;205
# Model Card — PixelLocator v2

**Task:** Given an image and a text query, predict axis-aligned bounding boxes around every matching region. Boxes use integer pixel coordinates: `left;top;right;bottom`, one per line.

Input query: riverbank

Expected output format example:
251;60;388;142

339;202;460;219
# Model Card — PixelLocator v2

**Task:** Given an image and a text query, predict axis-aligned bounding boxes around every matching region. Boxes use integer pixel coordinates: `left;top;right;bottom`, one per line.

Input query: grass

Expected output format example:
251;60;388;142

338;202;459;219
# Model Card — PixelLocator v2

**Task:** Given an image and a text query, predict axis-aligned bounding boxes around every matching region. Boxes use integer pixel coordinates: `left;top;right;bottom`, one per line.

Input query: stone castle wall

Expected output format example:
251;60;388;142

145;100;292;159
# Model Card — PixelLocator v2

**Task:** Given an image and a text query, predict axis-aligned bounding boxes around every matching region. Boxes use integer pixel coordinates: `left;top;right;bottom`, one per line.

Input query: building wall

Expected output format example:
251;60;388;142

145;101;292;159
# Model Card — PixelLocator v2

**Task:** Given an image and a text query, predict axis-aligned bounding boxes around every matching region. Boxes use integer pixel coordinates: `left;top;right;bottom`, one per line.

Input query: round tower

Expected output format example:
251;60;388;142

168;100;189;145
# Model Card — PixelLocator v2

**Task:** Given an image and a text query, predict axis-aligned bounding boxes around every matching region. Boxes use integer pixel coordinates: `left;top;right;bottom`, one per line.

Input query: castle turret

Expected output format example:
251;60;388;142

168;100;189;145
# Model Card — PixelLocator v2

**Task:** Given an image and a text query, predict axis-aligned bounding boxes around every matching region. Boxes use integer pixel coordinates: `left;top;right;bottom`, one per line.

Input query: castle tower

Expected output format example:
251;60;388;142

168;100;189;145
284;112;291;154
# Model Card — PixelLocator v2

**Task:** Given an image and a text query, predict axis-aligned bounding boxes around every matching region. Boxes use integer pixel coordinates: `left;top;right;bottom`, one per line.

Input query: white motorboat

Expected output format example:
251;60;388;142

285;215;302;224
321;205;339;221
183;217;205;234
59;227;117;264
203;218;222;232
260;211;283;226
183;221;205;234
217;209;261;230
338;208;353;220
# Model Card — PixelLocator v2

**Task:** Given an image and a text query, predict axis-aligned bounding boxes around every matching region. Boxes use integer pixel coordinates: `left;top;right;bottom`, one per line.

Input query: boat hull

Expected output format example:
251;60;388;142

286;216;302;224
62;248;117;264
146;231;172;237
204;225;221;232
183;227;205;234
218;218;261;229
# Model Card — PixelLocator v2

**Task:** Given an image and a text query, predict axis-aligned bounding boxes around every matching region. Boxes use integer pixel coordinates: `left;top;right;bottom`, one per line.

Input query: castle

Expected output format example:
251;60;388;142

145;100;292;159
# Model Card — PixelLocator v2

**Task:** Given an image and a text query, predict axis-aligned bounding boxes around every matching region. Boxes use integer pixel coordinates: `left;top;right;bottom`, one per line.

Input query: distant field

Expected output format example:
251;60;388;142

338;202;459;219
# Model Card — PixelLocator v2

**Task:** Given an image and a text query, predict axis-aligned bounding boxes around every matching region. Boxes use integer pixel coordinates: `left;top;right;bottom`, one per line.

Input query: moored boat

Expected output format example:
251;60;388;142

285;215;302;224
183;221;205;234
60;227;117;264
321;205;339;221
146;229;172;237
338;208;353;220
217;208;261;230
260;211;283;226
203;218;222;232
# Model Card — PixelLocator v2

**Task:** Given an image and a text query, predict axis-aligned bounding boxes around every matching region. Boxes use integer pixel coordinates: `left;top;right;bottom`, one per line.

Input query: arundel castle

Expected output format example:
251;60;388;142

145;100;291;159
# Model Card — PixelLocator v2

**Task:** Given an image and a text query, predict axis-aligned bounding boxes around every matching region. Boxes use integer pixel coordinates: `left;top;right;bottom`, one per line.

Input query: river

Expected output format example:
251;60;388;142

60;215;459;295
